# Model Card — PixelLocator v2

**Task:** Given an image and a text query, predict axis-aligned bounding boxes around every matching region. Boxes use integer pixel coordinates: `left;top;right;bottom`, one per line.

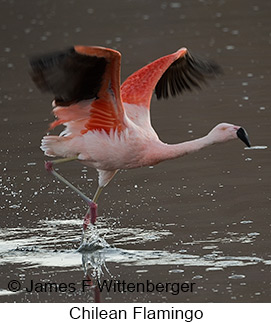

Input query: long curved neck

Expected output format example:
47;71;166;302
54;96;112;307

148;135;214;165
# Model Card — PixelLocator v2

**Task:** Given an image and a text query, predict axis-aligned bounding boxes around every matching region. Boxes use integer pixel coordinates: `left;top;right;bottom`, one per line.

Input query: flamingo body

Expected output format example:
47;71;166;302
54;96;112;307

30;45;250;222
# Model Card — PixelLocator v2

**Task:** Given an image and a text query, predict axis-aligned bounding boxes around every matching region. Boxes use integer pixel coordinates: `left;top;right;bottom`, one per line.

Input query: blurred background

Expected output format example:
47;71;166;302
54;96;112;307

1;0;270;302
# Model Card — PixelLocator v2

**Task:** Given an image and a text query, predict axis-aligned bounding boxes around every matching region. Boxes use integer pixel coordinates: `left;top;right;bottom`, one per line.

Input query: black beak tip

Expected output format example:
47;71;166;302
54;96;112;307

237;127;251;147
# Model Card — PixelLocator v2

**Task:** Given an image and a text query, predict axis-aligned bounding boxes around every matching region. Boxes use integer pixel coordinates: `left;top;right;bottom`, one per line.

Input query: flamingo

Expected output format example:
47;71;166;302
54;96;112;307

29;45;250;241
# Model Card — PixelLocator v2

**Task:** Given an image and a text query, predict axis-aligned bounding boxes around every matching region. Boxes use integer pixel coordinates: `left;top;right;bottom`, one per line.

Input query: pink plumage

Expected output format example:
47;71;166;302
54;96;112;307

30;45;250;241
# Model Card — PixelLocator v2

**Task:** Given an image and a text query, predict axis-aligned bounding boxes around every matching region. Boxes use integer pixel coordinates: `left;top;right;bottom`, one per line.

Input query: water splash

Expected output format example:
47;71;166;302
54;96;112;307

245;146;267;150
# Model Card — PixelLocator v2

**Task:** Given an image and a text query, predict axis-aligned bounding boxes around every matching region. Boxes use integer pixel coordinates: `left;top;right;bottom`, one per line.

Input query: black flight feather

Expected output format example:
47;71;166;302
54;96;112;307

155;52;223;100
29;47;107;105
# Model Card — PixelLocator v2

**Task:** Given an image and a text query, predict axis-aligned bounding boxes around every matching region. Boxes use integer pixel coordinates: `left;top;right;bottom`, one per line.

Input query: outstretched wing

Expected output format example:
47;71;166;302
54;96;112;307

30;46;125;134
121;47;222;109
155;51;222;99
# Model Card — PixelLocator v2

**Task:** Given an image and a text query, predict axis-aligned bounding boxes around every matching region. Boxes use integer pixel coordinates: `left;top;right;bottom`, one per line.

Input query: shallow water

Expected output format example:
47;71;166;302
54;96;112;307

1;0;271;302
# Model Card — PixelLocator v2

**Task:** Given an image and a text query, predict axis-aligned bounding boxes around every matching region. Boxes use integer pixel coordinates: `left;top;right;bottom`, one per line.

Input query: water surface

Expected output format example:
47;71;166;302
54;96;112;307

1;0;271;302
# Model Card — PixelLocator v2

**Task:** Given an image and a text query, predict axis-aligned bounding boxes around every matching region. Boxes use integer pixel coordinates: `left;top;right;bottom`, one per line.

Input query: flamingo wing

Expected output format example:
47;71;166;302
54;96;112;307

30;46;125;134
121;47;222;109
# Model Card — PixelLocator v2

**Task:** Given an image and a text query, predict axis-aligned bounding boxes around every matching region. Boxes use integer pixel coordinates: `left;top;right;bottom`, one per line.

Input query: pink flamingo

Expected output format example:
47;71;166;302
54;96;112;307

30;46;250;241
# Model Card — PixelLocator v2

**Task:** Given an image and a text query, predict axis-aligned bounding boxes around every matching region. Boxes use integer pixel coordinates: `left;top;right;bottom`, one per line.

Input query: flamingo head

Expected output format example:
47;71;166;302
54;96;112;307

208;123;251;147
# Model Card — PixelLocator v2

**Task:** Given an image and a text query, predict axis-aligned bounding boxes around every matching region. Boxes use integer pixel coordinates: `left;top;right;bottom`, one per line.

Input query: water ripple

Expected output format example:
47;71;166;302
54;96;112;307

0;219;270;271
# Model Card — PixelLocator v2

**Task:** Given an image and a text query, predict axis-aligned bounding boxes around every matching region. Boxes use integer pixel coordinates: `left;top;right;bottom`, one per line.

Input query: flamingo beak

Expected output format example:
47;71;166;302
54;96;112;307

237;127;251;147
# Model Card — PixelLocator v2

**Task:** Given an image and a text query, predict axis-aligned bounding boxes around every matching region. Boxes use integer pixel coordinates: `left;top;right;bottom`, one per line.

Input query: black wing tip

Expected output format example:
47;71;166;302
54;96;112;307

29;47;76;92
29;46;108;105
29;47;75;69
155;51;223;100
184;52;224;82
191;55;223;76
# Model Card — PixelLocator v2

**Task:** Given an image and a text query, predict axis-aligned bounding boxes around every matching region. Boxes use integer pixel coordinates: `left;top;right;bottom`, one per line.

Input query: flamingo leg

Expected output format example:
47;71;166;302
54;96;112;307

93;186;104;203
44;159;98;241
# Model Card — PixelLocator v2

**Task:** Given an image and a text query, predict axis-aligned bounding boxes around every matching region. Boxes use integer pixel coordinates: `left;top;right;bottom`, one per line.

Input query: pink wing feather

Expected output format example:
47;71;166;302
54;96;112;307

31;46;126;135
121;48;188;108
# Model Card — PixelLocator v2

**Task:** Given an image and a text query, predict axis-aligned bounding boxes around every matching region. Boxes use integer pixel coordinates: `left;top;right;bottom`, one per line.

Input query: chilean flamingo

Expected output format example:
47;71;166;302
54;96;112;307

30;46;250;241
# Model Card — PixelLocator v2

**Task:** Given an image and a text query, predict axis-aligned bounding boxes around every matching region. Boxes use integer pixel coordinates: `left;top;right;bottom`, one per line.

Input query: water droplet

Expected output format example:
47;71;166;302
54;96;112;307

228;274;245;279
193;275;203;279
245;146;267;150
240;220;253;224
169;269;184;273
206;267;223;272
226;45;235;50
136;269;148;273
27;162;36;166
170;2;181;8
247;232;260;237
231;30;239;35
9;204;20;209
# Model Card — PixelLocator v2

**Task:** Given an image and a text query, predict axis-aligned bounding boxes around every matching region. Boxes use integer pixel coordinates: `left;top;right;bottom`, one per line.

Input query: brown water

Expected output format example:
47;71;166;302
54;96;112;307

1;0;270;303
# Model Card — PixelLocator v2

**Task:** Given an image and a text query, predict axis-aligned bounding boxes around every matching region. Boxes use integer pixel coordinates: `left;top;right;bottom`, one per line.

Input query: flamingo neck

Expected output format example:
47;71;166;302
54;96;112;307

148;135;213;165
